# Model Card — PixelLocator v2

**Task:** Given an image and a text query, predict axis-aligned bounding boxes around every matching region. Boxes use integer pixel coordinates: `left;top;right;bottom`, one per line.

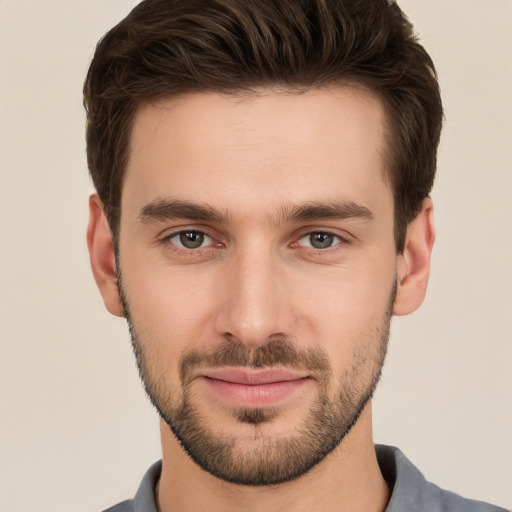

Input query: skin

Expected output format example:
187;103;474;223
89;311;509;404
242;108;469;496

87;87;435;512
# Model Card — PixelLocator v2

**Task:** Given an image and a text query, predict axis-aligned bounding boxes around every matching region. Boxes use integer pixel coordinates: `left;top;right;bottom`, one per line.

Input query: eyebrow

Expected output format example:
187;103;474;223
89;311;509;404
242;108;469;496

276;200;374;224
137;198;373;225
137;199;230;224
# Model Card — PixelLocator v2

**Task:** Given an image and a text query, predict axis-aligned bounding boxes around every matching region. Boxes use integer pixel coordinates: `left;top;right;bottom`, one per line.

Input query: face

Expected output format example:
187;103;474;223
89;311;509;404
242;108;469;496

117;88;399;485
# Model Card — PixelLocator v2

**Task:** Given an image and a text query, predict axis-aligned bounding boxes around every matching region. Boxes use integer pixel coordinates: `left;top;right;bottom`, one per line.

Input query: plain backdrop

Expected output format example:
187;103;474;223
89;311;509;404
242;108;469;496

0;1;511;511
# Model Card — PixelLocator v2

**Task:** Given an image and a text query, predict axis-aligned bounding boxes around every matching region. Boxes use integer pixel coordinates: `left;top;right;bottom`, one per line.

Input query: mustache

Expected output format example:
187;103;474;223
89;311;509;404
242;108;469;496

179;337;332;383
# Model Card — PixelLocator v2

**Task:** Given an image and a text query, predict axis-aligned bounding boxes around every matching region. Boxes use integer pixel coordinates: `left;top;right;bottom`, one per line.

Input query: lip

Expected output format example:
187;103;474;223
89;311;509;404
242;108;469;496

202;367;309;385
198;368;312;408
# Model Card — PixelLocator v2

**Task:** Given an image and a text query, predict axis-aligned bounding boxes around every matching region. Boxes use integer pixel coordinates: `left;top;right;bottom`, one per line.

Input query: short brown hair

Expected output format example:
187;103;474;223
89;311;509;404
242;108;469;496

84;0;443;251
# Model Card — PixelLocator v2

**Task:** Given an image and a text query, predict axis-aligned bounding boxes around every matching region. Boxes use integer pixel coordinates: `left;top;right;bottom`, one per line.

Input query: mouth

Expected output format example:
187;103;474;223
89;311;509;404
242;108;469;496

197;368;312;408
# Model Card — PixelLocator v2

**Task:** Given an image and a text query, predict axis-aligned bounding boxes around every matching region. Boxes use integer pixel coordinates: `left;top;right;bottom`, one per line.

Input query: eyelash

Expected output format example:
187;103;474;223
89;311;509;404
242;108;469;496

292;231;346;250
162;230;221;254
160;229;349;255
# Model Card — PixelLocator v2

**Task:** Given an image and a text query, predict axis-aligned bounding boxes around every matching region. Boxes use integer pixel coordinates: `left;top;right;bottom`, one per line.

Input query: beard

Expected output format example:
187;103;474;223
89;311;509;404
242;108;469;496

118;273;394;487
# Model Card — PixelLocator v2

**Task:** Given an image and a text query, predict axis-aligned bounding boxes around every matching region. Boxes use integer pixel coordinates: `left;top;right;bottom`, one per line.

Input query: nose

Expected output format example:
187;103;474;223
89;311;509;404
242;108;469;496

214;248;295;349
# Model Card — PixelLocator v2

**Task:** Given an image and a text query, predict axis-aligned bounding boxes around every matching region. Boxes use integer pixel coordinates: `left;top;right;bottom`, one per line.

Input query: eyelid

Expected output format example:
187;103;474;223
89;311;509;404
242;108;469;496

157;226;351;255
169;230;213;248
298;231;342;248
160;227;220;252
158;223;218;240
308;232;339;243
292;227;351;245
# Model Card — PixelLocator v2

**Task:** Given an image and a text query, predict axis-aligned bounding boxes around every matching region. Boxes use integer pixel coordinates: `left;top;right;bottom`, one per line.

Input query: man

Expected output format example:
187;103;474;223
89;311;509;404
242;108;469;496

84;0;507;511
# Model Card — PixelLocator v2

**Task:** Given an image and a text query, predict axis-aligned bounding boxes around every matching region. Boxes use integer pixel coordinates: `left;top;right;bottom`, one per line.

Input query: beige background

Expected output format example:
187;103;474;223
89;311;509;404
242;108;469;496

0;1;511;511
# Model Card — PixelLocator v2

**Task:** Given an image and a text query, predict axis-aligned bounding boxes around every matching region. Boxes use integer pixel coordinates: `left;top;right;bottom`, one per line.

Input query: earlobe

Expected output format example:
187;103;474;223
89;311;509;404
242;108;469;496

86;195;124;317
393;198;436;316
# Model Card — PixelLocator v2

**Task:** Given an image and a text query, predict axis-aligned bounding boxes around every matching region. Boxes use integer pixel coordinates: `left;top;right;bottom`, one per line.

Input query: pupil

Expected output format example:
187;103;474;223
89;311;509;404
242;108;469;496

310;232;333;249
180;231;204;249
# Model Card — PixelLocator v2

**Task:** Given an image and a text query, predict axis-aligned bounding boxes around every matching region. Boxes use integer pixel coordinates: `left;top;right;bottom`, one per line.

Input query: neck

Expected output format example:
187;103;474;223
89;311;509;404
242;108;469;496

156;403;389;512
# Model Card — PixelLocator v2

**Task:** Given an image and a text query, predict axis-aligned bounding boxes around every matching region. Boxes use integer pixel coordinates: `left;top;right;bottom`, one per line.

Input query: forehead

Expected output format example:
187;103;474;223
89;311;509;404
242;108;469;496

123;87;391;221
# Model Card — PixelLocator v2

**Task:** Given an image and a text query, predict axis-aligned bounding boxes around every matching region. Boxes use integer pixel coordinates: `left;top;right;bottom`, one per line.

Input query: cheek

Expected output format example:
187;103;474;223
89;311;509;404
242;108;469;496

293;256;395;356
121;261;221;364
119;232;397;368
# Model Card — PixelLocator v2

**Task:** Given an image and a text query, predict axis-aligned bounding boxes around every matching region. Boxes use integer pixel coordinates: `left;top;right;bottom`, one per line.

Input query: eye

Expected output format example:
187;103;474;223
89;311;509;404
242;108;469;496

167;230;213;249
298;231;343;249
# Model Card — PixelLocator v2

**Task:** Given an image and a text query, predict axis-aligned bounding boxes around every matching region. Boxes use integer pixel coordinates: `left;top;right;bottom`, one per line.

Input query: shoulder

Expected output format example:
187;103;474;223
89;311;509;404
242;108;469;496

101;460;161;512
102;500;134;512
432;487;510;512
376;445;509;512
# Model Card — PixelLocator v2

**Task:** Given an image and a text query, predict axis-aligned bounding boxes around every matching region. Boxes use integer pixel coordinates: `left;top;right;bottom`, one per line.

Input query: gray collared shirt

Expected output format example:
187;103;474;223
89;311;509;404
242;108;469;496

103;445;509;512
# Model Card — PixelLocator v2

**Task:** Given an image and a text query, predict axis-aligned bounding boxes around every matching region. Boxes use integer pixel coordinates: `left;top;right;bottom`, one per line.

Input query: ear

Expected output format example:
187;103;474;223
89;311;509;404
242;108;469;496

86;195;124;317
393;198;436;316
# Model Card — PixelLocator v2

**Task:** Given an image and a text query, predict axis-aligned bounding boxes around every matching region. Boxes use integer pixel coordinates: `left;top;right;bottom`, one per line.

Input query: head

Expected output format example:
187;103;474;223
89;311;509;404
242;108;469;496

85;0;441;487
84;0;442;253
